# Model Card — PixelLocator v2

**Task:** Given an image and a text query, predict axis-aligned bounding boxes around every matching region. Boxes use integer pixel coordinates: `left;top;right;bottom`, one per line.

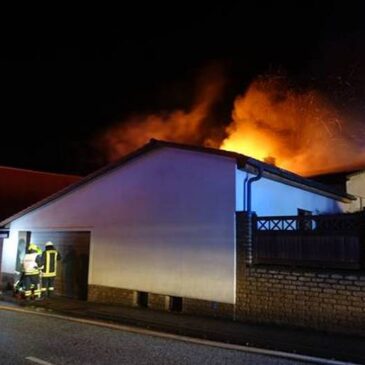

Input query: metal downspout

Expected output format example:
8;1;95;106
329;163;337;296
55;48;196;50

243;173;249;211
245;166;263;265
247;166;263;213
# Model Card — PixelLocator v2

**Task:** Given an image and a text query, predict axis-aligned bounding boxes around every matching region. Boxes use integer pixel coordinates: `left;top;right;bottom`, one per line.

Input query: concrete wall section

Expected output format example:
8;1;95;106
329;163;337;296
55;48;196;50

236;170;343;215
345;172;365;212
5;148;237;304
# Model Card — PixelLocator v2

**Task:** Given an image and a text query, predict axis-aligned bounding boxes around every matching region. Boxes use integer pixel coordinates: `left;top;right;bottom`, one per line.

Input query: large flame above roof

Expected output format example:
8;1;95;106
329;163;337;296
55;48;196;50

221;76;365;175
98;73;365;176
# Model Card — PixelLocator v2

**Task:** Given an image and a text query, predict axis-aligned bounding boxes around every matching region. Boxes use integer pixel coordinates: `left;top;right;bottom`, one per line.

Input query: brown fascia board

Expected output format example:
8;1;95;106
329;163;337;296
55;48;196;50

0;139;354;227
346;169;365;178
149;139;248;165
309;168;365;181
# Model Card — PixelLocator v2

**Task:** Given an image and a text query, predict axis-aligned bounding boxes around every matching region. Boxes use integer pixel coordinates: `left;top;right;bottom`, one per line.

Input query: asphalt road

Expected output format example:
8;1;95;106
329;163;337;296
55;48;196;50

0;309;312;365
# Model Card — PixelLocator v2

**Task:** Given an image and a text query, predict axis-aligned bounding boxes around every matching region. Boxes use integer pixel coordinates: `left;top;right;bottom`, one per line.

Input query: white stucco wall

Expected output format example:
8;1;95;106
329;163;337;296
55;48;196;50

344;172;365;212
1;236;15;274
3;148;237;304
236;170;344;215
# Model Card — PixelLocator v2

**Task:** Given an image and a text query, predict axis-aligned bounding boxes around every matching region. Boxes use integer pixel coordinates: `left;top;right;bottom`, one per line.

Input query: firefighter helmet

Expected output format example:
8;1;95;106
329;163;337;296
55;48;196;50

28;243;41;254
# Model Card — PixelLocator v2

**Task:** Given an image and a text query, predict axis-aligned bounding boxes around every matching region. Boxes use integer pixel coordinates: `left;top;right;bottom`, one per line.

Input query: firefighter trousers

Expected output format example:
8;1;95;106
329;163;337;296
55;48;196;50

41;276;55;297
24;274;41;298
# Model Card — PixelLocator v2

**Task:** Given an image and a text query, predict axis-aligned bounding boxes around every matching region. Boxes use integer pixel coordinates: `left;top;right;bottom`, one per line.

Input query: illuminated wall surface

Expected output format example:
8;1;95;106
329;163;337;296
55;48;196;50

236;170;344;215
1;147;350;303
3;148;236;303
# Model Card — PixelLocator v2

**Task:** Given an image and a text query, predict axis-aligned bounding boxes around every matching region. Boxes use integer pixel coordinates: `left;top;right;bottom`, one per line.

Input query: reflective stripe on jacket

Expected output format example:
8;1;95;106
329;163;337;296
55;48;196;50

22;253;41;275
42;249;59;277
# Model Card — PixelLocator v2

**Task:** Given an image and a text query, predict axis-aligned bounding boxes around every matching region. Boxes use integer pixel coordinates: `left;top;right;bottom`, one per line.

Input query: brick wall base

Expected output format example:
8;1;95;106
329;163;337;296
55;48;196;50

1;272;16;291
88;273;364;337
236;266;365;336
236;211;365;336
87;284;233;319
148;293;168;310
88;284;135;306
183;298;233;319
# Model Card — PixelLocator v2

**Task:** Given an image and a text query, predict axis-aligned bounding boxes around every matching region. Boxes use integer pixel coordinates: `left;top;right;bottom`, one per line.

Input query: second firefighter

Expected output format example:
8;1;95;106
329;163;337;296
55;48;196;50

41;241;61;298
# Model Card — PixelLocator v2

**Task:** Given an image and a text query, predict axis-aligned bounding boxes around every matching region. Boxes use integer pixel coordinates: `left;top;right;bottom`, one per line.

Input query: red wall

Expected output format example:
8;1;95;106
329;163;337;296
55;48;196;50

0;238;2;286
0;167;80;221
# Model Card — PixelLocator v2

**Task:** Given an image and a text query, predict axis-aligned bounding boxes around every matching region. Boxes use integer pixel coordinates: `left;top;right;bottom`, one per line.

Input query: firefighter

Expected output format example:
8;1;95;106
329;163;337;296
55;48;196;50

22;243;43;300
41;241;61;298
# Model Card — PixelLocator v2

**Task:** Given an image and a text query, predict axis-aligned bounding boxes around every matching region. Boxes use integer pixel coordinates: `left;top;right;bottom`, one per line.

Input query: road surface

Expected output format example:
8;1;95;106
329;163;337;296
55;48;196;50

0;309;328;364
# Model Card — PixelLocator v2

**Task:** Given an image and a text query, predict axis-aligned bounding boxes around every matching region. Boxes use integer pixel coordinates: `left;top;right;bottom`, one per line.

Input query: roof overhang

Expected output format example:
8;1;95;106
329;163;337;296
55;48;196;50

0;139;355;227
241;158;355;203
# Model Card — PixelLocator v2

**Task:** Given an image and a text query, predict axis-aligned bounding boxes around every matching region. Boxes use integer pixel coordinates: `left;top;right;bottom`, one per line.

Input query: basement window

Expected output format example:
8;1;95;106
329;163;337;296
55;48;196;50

136;291;149;308
169;296;183;312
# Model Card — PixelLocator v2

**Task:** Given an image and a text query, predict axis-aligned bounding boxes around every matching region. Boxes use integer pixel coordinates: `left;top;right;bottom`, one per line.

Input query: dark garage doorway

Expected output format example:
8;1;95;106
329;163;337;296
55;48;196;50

0;237;3;288
29;231;90;300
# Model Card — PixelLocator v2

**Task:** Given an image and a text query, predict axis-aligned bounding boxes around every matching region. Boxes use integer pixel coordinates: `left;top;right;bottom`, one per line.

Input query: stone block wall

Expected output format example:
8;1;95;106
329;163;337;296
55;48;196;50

183;297;234;319
88;284;135;306
1;272;16;291
236;211;365;335
148;293;167;310
87;284;233;319
236;266;365;335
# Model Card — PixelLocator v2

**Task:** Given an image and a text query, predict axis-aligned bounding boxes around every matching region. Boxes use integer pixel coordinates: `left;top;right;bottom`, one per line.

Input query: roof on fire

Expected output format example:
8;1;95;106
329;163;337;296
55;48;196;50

0;139;355;227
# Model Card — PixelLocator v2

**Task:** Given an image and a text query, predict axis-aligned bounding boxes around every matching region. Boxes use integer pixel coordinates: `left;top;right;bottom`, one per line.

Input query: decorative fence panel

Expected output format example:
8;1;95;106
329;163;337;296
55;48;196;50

253;213;365;269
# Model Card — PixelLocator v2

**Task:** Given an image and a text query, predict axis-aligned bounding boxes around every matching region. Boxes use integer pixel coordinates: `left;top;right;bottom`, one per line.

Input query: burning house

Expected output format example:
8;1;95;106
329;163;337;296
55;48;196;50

1;139;364;335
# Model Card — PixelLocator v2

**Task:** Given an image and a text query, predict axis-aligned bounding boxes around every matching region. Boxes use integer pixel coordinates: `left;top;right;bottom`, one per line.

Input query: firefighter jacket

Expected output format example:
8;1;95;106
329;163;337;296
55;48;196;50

42;249;61;277
22;252;42;276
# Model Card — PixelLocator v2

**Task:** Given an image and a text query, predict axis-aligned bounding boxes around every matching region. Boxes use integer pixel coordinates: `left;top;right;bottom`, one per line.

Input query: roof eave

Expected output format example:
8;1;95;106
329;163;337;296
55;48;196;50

241;158;355;203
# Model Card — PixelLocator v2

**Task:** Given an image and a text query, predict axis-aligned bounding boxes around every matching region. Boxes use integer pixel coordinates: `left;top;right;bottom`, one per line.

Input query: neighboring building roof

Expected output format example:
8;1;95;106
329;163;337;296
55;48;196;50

0;139;355;227
0;165;80;179
310;171;351;194
310;167;365;193
0;166;81;222
344;168;365;178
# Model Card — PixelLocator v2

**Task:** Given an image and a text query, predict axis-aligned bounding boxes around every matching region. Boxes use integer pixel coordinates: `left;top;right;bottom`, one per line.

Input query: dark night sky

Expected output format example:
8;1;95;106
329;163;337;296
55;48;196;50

1;1;365;175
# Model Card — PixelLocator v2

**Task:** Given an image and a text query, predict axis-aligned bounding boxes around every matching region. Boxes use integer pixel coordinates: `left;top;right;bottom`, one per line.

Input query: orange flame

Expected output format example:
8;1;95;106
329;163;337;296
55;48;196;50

221;76;365;175
98;73;365;176
99;65;224;161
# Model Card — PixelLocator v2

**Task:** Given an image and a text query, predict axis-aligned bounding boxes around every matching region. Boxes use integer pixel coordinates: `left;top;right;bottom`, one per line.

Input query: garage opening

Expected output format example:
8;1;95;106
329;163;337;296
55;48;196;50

29;231;90;300
0;238;3;290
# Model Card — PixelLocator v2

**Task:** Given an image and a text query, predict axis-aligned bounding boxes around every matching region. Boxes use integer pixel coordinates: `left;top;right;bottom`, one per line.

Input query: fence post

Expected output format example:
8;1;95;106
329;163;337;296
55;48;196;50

236;211;255;265
360;211;365;268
